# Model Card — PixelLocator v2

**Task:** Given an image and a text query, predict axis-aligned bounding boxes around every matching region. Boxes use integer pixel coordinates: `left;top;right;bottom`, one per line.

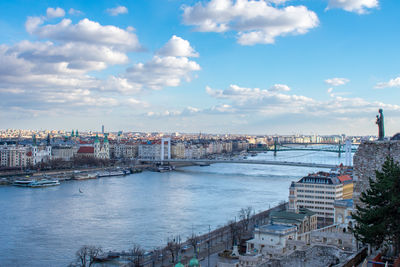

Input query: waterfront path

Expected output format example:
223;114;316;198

132;203;287;267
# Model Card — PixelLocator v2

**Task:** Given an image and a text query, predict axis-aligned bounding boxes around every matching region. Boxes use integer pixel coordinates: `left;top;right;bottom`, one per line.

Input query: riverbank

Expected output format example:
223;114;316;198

98;202;287;267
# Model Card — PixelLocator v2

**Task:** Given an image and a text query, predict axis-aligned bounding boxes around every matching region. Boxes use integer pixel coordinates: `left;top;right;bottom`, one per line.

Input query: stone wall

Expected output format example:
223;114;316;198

353;140;400;207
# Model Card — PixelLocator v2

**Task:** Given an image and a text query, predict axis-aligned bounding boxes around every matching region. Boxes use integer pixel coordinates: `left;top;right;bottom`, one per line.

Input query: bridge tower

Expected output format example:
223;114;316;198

345;139;352;166
160;138;171;161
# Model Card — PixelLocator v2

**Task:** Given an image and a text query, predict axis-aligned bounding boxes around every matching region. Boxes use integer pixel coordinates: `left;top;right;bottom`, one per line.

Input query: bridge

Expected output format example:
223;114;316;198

270;142;358;156
140;159;337;169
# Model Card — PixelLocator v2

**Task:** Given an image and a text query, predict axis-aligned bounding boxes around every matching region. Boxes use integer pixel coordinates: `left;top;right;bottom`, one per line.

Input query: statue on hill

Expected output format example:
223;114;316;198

376;109;385;141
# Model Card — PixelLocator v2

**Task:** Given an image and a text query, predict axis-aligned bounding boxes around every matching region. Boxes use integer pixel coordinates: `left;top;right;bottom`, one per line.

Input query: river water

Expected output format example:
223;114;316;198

0;150;351;266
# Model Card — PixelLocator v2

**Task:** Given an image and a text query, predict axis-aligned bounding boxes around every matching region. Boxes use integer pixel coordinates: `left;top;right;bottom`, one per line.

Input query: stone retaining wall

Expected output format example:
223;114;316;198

353;140;400;207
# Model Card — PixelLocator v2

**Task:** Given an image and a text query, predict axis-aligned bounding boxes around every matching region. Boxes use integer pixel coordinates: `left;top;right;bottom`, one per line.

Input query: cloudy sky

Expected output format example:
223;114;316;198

0;0;399;135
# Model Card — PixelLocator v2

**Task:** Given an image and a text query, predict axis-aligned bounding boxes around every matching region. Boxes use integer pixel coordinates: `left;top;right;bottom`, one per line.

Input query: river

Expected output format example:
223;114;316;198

0;150;351;266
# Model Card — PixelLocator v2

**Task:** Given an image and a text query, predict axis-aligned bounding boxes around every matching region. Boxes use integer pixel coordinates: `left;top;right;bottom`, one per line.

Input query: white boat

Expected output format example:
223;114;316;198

74;173;98;180
97;170;125;177
28;179;60;188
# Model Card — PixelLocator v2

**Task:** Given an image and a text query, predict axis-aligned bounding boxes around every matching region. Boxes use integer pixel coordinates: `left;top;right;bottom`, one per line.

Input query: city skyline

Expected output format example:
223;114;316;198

0;0;399;135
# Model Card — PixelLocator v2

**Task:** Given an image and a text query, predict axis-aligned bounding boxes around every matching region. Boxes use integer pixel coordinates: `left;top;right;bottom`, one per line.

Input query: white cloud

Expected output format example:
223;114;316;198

269;84;291;92
375;77;400;89
157;35;199;57
46;7;65;19
325;77;349;86
326;0;379;14
182;0;319;45
26;17;141;51
205;84;400;116
106;6;128;16
68;8;84;16
125;56;201;90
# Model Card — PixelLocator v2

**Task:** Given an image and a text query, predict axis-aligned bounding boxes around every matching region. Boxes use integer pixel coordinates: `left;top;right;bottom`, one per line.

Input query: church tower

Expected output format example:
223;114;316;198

94;134;100;158
104;133;110;159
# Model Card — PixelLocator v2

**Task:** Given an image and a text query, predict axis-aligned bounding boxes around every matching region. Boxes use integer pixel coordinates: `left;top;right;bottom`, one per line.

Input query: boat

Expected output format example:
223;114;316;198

97;170;125;178
27;179;60;188
74;173;98;180
13;179;60;188
157;165;174;172
13;180;33;187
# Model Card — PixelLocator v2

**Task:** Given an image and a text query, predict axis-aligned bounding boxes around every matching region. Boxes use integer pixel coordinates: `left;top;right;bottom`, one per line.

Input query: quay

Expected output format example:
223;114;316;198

104;202;287;267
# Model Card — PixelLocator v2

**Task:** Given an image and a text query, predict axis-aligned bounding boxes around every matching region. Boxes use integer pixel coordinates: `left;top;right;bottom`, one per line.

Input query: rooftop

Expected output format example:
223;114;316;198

258;223;297;233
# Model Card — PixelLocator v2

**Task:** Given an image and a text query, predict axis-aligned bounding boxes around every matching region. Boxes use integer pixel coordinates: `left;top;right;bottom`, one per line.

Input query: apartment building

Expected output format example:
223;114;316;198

288;172;344;226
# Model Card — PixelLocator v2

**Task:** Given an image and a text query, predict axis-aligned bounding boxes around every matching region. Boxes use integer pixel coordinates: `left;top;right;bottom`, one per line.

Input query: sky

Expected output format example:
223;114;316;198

0;0;399;135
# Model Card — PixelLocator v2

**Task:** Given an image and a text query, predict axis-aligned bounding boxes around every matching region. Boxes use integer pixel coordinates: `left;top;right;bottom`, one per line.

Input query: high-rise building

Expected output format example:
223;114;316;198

102;125;104;135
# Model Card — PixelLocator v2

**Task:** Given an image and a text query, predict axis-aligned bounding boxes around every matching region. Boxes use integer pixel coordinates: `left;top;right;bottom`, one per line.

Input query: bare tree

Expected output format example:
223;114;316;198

151;247;161;267
129;243;145;267
166;237;181;264
73;245;103;267
228;220;240;248
238;206;254;232
188;233;199;256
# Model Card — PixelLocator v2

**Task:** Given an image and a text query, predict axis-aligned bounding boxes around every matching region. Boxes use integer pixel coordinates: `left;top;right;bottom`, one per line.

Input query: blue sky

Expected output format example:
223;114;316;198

0;0;399;135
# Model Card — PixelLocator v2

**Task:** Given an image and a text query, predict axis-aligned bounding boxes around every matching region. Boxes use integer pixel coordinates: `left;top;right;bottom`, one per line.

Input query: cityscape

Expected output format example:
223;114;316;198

1;1;400;267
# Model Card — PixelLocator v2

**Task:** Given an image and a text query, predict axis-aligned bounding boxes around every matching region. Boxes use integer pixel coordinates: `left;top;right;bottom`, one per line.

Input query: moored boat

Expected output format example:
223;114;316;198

74;173;98;180
13;179;60;187
27;179;60;188
13;180;33;187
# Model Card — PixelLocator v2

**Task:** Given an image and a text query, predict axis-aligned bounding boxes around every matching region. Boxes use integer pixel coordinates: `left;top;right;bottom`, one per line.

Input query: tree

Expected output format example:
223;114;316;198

151;247;161;267
129;243;145;267
352;157;400;255
73;245;103;267
238;206;254;232
188;233;199;256
166;237;181;264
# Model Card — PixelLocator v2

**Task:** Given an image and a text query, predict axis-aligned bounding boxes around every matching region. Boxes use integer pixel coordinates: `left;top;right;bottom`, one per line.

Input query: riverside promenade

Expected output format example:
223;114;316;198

117;202;287;267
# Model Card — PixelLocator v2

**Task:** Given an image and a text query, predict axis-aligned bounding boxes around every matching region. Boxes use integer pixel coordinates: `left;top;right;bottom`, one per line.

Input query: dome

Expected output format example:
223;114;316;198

189;257;199;267
391;133;400;141
175;262;184;267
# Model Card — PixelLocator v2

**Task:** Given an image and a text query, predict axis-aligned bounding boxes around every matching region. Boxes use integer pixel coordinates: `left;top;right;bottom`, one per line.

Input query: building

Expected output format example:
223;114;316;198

76;146;95;157
334;199;354;230
94;134;110;159
269;208;317;237
0;144;31;168
32;145;52;165
288;172;344;226
337;175;353;199
246;224;297;257
52;146;77;160
171;142;185;159
138;140;170;160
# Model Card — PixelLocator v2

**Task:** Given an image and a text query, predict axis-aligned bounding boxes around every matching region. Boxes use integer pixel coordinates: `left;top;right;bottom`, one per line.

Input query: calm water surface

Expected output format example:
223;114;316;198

0;151;350;266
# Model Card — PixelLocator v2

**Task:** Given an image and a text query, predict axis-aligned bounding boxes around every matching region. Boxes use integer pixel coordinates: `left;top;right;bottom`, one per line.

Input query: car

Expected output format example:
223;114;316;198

181;245;192;251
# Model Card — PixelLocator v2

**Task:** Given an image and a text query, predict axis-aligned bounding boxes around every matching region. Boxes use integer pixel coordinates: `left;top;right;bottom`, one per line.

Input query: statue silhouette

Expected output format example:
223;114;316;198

376;109;384;140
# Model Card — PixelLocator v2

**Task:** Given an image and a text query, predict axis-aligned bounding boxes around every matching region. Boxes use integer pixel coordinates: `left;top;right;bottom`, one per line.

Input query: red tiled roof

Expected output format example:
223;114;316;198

77;147;94;154
338;175;352;183
79;140;92;144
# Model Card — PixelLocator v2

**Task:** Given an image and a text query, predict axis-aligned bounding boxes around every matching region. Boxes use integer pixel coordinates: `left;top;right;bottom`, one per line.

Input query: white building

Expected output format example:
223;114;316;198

138;140;170;160
32;145;52;165
246;224;297;257
94;134;110;159
0;144;31;167
288;172;344;226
